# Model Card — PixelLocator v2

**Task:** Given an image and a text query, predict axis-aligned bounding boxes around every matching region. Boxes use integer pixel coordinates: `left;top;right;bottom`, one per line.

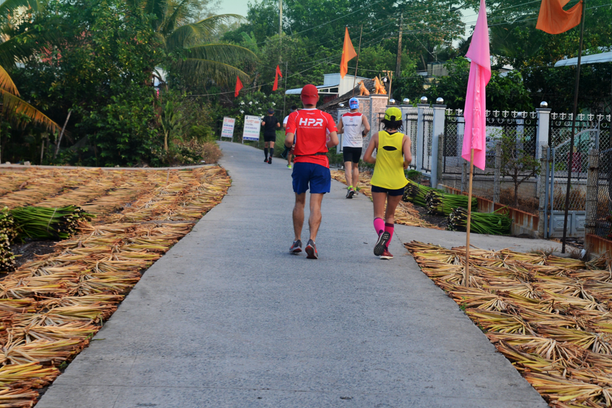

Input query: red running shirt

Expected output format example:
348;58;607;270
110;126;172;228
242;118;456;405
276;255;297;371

285;109;337;167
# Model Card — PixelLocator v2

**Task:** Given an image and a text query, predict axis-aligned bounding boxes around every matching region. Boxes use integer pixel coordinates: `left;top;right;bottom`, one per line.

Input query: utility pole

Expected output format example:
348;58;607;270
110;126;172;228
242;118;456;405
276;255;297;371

279;0;283;51
395;12;403;77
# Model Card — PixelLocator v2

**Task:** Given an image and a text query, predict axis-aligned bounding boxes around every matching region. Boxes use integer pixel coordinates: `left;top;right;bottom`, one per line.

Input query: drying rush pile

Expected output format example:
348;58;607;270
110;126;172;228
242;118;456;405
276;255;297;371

0;166;230;407
406;241;612;408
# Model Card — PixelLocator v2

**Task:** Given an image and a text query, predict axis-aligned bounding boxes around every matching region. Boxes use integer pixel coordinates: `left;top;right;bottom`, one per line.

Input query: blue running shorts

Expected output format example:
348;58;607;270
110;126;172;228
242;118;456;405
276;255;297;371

292;162;331;194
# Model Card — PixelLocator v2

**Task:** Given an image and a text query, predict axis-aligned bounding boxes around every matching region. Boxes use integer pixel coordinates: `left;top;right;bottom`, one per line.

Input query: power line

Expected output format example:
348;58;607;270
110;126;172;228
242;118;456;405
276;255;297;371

195;1;612;97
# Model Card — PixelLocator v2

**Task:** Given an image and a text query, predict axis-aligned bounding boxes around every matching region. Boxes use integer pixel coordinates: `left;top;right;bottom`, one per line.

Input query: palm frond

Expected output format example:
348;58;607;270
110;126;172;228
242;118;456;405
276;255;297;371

0;31;40;68
186;43;257;65
160;0;190;36
144;0;167;31
0;65;18;95
164;13;243;47
0;0;42;18
172;58;250;87
0;89;60;133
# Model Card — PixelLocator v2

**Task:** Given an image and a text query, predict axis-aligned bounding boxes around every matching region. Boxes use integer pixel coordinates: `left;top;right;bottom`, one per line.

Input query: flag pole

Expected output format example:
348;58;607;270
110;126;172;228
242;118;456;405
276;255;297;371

463;148;474;287
282;61;288;119
352;25;363;97
561;0;586;253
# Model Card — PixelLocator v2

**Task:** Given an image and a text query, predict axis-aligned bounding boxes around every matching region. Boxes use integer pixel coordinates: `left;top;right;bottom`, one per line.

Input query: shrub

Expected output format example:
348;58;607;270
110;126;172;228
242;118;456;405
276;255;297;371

153;139;222;166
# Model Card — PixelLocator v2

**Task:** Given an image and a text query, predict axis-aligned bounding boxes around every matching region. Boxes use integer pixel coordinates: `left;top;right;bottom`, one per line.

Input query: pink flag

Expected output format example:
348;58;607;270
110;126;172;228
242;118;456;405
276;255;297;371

462;0;491;171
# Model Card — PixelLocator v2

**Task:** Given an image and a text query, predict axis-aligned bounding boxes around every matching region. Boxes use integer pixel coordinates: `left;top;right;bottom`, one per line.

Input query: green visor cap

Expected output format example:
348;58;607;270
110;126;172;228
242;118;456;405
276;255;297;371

384;107;402;122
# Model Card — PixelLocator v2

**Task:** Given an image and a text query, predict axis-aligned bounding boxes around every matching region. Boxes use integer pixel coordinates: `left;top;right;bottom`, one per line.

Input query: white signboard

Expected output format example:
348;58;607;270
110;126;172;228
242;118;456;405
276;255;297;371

221;117;235;139
242;115;261;142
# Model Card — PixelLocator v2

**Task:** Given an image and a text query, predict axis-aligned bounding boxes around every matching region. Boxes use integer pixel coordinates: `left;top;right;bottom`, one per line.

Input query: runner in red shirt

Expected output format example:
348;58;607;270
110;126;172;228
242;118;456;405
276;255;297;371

284;84;339;259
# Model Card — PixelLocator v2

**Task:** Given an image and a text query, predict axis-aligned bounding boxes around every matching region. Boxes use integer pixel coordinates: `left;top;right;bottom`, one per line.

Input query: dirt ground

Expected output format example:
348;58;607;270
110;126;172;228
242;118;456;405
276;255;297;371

12;241;58;268
413;204;449;230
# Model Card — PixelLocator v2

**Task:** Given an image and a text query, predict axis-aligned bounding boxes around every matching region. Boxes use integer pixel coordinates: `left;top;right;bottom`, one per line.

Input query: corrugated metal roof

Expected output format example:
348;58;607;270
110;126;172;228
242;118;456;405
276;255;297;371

285;84;339;95
554;51;612;67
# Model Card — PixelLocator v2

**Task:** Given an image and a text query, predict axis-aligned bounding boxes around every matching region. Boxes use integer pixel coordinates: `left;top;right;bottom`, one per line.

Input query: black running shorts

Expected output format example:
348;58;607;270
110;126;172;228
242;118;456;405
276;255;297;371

343;146;362;164
371;185;405;196
263;132;277;142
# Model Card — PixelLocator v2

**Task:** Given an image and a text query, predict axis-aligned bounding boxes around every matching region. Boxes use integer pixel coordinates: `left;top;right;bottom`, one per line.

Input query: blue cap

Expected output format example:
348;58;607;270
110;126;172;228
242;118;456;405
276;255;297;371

349;98;359;109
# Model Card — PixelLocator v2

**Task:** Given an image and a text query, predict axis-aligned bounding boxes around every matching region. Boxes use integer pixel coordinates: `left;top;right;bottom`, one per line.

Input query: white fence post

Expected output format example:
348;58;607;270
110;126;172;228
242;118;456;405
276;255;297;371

536;106;551;160
416;102;428;172
430;102;446;188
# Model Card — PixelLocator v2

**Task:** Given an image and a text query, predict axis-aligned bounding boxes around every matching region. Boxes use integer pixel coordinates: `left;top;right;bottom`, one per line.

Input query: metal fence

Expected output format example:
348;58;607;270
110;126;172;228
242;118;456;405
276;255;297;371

542;114;610;238
442;110;537;176
404;111;417;170
592;115;612;239
546;114;607;213
421;110;434;172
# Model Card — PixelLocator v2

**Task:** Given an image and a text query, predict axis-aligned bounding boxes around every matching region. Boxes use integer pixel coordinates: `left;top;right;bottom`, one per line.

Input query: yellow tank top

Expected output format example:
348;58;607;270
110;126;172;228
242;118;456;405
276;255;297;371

371;130;408;190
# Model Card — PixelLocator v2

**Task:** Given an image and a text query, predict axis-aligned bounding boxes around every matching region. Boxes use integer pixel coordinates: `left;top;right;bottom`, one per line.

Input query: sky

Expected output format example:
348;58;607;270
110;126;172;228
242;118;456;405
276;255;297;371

215;0;477;41
217;0;251;17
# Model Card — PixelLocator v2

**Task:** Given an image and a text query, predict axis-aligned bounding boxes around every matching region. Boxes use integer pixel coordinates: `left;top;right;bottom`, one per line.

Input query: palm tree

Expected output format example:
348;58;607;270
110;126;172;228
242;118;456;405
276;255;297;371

0;0;45;68
0;64;60;133
131;0;257;86
0;0;60;133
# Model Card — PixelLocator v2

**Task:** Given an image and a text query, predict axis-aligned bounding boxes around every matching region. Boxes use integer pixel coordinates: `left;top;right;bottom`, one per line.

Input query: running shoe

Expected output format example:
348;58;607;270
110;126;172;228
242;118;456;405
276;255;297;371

380;249;394;260
290;240;302;254
264;157;268;163
374;231;391;256
287;164;292;169
305;239;318;259
268;157;272;164
348;189;356;199
346;190;353;199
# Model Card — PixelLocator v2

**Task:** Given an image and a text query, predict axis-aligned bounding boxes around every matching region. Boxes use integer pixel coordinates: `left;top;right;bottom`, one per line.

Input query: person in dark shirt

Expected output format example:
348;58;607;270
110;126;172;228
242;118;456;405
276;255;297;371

261;108;280;164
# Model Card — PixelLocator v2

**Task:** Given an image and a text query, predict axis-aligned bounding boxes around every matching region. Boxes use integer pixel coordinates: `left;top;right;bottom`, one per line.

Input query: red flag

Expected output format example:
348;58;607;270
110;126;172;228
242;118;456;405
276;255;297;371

234;76;243;97
536;0;583;34
340;27;357;78
272;65;283;91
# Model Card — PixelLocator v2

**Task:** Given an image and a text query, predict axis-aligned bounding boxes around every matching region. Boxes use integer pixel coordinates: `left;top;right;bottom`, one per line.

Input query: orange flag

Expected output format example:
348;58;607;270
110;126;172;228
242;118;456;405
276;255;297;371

340;27;357;78
536;0;583;34
234;76;243;97
272;65;283;91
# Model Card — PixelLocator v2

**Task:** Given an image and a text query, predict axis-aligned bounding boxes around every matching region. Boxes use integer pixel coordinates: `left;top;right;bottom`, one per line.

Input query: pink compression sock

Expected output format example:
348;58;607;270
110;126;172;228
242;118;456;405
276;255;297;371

384;223;394;247
374;218;385;235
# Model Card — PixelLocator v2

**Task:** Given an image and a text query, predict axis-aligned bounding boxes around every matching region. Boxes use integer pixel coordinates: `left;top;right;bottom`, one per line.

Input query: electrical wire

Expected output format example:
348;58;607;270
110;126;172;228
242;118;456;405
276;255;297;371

190;1;612;97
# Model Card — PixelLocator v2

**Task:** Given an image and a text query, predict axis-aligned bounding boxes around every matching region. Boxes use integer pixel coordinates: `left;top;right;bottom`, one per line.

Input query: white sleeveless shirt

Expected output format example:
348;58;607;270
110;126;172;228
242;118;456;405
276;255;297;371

341;112;364;148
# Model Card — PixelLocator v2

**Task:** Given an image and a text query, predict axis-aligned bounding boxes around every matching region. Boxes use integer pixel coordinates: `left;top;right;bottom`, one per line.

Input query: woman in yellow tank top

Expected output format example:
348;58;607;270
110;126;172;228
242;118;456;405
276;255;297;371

363;107;412;260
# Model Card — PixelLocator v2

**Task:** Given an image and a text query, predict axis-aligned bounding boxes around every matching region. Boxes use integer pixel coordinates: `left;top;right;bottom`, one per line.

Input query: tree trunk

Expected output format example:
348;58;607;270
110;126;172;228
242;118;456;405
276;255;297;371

514;181;519;208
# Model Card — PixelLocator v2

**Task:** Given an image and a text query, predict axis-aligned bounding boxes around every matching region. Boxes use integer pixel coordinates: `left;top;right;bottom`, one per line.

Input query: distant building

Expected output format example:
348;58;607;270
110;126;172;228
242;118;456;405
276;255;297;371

286;73;368;104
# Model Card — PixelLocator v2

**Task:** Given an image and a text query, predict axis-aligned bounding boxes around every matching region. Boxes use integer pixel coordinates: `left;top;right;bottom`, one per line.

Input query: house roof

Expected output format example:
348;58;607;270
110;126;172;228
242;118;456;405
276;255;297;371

554;50;612;67
318;78;388;110
285;83;339;95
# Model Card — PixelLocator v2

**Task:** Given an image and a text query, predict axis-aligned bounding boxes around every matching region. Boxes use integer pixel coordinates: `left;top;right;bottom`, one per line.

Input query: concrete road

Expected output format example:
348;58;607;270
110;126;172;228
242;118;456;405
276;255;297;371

37;141;548;408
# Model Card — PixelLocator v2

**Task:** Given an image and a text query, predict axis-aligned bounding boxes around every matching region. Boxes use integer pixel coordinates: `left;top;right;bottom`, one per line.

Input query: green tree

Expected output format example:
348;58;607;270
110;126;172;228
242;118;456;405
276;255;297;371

12;0;160;166
129;0;257;86
488;0;612;112
428;57;531;111
499;131;541;208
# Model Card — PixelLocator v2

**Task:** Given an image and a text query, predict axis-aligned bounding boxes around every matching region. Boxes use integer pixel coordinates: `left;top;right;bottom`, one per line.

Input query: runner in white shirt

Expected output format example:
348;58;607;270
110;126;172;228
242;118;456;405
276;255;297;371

336;97;371;198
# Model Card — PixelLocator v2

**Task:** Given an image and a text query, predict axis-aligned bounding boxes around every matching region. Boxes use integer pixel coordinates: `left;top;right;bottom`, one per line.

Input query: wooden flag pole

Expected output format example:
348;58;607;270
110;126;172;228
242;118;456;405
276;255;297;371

351;25;363;97
463;148;475;287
